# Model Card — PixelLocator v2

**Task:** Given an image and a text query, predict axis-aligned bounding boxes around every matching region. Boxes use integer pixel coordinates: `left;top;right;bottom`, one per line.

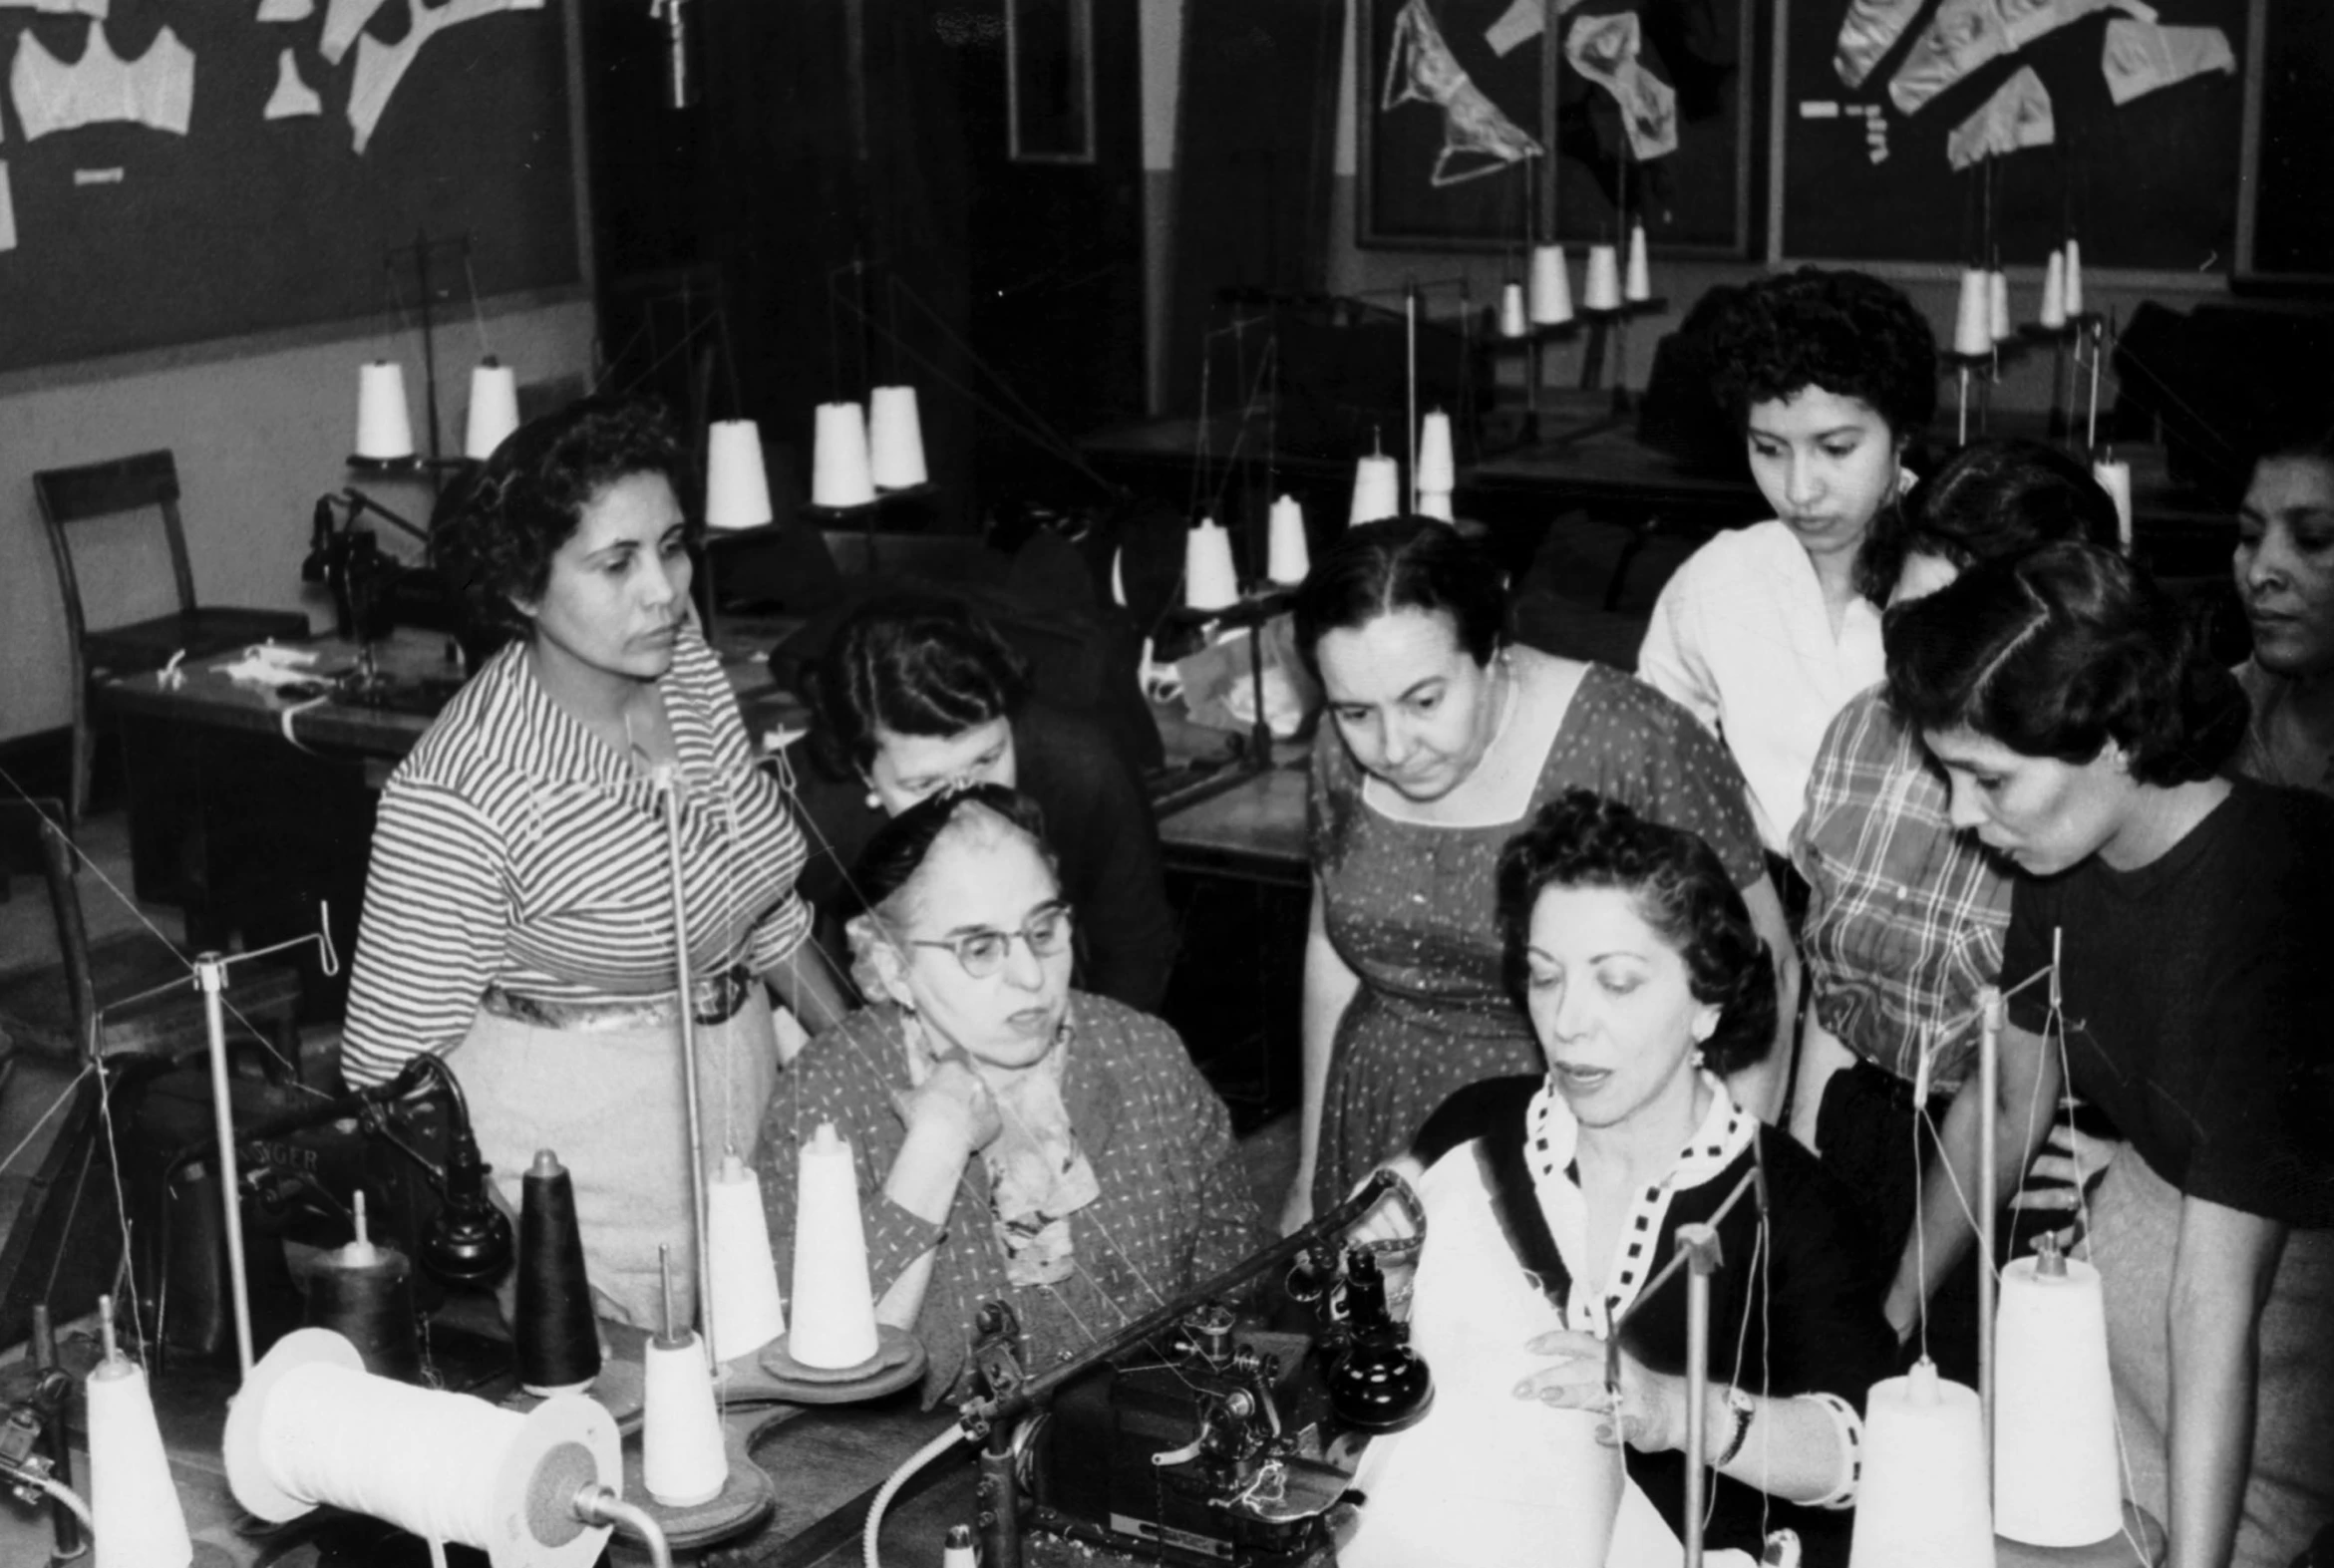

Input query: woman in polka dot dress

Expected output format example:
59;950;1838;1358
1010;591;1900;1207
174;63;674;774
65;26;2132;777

1281;518;1792;1230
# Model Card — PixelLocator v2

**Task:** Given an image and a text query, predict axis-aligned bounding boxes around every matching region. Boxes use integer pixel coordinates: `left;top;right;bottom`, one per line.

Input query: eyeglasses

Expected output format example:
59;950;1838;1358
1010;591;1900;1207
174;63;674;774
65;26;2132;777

904;903;1075;979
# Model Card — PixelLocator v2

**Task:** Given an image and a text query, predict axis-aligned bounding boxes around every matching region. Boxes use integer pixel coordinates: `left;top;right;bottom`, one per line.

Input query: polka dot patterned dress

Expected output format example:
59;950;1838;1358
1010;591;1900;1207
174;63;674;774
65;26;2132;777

1307;662;1766;1211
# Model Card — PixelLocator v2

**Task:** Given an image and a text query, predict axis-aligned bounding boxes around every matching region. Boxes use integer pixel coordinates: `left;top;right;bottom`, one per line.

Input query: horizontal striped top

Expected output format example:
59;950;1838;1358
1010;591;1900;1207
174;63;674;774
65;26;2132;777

341;624;814;1087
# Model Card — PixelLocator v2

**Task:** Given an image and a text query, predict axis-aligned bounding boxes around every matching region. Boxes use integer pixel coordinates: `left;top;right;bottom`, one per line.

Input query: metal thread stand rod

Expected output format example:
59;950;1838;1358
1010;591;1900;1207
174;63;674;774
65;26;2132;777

656;769;718;1368
1977;985;2002;1456
198;954;257;1377
1680;1223;1721;1568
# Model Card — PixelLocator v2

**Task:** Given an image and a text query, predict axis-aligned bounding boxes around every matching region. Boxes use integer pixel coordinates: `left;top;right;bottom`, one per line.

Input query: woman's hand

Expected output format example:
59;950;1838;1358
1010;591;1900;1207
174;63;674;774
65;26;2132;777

900;1056;1002;1152
1513;1331;1689;1454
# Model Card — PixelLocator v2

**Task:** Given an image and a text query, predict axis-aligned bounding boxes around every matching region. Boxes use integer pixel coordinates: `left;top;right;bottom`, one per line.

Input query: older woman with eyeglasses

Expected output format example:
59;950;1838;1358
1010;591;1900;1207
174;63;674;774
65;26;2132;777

756;784;1267;1406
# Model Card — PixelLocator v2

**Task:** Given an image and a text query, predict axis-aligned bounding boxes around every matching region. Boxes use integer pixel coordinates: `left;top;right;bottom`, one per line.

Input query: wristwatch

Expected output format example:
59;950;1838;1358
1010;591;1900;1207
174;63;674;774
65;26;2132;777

1712;1385;1757;1468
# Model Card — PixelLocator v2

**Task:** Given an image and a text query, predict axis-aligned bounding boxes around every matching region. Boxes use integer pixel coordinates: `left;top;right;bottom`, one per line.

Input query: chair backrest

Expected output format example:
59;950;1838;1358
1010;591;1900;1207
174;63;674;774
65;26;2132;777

32;452;200;651
0;798;98;1057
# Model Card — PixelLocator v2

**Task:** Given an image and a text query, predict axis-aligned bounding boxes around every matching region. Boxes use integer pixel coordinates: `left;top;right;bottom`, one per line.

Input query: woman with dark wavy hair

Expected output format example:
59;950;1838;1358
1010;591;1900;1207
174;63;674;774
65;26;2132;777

1886;542;2334;1568
1638;266;1936;858
1336;789;1894;1568
789;594;1174;1012
342;397;847;1328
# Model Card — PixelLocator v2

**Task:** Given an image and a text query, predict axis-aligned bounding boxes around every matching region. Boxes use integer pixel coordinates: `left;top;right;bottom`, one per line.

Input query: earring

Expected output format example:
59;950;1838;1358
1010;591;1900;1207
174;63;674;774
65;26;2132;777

864;789;883;811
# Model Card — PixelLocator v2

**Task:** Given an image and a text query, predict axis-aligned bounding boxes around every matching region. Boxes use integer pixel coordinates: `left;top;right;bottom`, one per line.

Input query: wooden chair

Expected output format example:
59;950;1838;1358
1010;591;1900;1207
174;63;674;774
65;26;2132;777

0;798;304;1080
33;452;312;824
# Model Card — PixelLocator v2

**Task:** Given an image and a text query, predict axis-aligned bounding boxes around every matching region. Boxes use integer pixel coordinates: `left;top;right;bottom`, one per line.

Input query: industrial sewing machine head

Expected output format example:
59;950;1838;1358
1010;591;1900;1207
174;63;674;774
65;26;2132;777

959;1173;1431;1567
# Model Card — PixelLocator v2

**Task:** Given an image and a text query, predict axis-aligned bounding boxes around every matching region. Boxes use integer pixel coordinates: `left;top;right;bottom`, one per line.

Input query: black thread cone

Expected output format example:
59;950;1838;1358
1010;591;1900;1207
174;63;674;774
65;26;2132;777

305;1242;423;1383
516;1147;601;1394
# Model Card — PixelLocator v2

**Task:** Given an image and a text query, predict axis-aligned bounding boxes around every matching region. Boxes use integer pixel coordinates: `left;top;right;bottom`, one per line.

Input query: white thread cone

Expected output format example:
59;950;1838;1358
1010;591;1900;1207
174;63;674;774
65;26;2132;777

811;402;876;508
1582;244;1621;312
705;420;775;530
1995;1255;2123;1545
1528;244;1572;325
2065;238;2085;318
1184;518;1241;610
355;361;415;461
464;360;520;461
1849;1361;1993;1568
1499;281;1527;338
1350;455;1401;526
2040;248;2068;330
1624;224;1651;303
787;1122;880;1370
642;1330;728;1506
1417;411;1457;494
1988;269;2013;342
1417;490;1455;522
1266;495;1310;585
706;1153;787;1362
868;384;928;489
1952;269;1993;357
2093;459;2133;554
89;1355;192;1568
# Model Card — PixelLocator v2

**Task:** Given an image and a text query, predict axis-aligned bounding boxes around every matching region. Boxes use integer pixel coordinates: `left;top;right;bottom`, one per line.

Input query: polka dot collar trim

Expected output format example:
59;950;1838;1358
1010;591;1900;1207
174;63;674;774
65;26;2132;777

1523;1073;1754;1336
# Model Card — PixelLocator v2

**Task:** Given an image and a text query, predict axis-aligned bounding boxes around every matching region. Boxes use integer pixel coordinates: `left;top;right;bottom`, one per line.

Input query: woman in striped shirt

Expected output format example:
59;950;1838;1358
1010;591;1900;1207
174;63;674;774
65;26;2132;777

342;399;848;1329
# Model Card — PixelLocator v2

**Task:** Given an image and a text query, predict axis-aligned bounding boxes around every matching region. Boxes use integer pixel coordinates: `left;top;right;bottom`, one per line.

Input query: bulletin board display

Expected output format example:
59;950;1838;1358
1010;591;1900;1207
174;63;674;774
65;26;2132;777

1357;0;1756;255
1770;0;2248;271
0;2;578;374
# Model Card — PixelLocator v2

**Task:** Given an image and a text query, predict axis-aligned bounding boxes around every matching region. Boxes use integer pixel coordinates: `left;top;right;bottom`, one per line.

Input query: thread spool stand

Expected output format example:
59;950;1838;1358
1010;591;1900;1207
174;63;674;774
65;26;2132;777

1573;295;1666;418
2019;313;2102;444
1165;590;1296;775
622;1250;777;1552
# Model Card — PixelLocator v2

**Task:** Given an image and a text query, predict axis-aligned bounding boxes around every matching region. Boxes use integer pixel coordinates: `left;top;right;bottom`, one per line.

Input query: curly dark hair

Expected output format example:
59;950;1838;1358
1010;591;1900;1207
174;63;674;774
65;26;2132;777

1495;789;1776;1078
1856;438;2122;603
435;397;692;636
1884;542;2248;786
1290;516;1508;680
850;783;1057;920
804;596;1033;779
1709;266;1937;440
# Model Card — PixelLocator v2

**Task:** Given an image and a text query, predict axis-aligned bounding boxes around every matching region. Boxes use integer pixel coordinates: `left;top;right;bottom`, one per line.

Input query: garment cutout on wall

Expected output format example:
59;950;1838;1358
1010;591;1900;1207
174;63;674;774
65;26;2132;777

1563;12;1678;161
258;0;315;21
1945;63;2054;169
1889;0;2153;117
1381;0;1540;188
2101;19;2233;106
346;0;511;155
0;161;16;253
264;47;321;119
0;0;109;17
10;21;194;141
1484;0;1585;59
1834;0;1925;90
320;0;392;65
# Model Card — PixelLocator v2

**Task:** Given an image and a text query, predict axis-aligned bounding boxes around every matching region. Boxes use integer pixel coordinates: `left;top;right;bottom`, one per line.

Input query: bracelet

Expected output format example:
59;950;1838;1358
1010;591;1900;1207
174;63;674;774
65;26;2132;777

1712;1385;1757;1469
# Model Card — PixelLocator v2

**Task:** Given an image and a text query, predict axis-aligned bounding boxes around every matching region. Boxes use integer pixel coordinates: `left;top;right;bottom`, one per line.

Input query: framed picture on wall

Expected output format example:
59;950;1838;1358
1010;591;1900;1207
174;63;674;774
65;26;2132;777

1356;0;1757;255
1768;0;2250;273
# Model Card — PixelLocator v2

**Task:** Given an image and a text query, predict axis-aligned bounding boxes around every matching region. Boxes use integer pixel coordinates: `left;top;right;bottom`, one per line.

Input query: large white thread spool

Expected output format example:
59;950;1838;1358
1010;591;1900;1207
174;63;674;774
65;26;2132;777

786;1121;881;1370
1988;269;2014;343
1581;244;1622;313
355;361;416;461
706;1152;788;1363
1527;243;1572;326
1183;518;1241;611
1349;455;1401;526
1416;411;1457;495
88;1300;191;1568
2064;238;2085;318
1266;495;1310;586
1499;281;1527;339
705;420;775;531
1623;223;1652;304
868;385;929;489
2040;249;2068;330
812;401;876;508
642;1330;728;1506
465;359;521;461
224;1328;618;1568
1849;1360;1993;1568
1952;269;1993;358
2092;458;2133;555
1994;1246;2123;1545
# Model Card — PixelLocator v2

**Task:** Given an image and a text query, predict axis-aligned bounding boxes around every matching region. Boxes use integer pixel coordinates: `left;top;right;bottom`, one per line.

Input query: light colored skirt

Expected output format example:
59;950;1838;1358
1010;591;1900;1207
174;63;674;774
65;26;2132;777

2087;1151;2334;1568
451;989;779;1331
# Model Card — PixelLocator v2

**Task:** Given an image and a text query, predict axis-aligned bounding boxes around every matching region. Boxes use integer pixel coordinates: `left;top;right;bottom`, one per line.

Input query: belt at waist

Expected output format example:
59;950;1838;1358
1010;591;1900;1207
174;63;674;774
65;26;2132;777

479;965;759;1033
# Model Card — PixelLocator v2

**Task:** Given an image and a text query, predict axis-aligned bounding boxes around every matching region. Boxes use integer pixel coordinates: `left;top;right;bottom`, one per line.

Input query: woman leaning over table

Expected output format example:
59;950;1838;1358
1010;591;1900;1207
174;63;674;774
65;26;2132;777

341;397;848;1329
1280;516;1791;1232
1637;265;1936;864
1887;542;2334;1568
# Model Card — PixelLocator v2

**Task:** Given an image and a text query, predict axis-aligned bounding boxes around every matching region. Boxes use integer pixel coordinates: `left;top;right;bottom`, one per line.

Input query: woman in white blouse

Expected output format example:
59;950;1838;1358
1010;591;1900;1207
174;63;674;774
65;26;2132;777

1637;267;1935;859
